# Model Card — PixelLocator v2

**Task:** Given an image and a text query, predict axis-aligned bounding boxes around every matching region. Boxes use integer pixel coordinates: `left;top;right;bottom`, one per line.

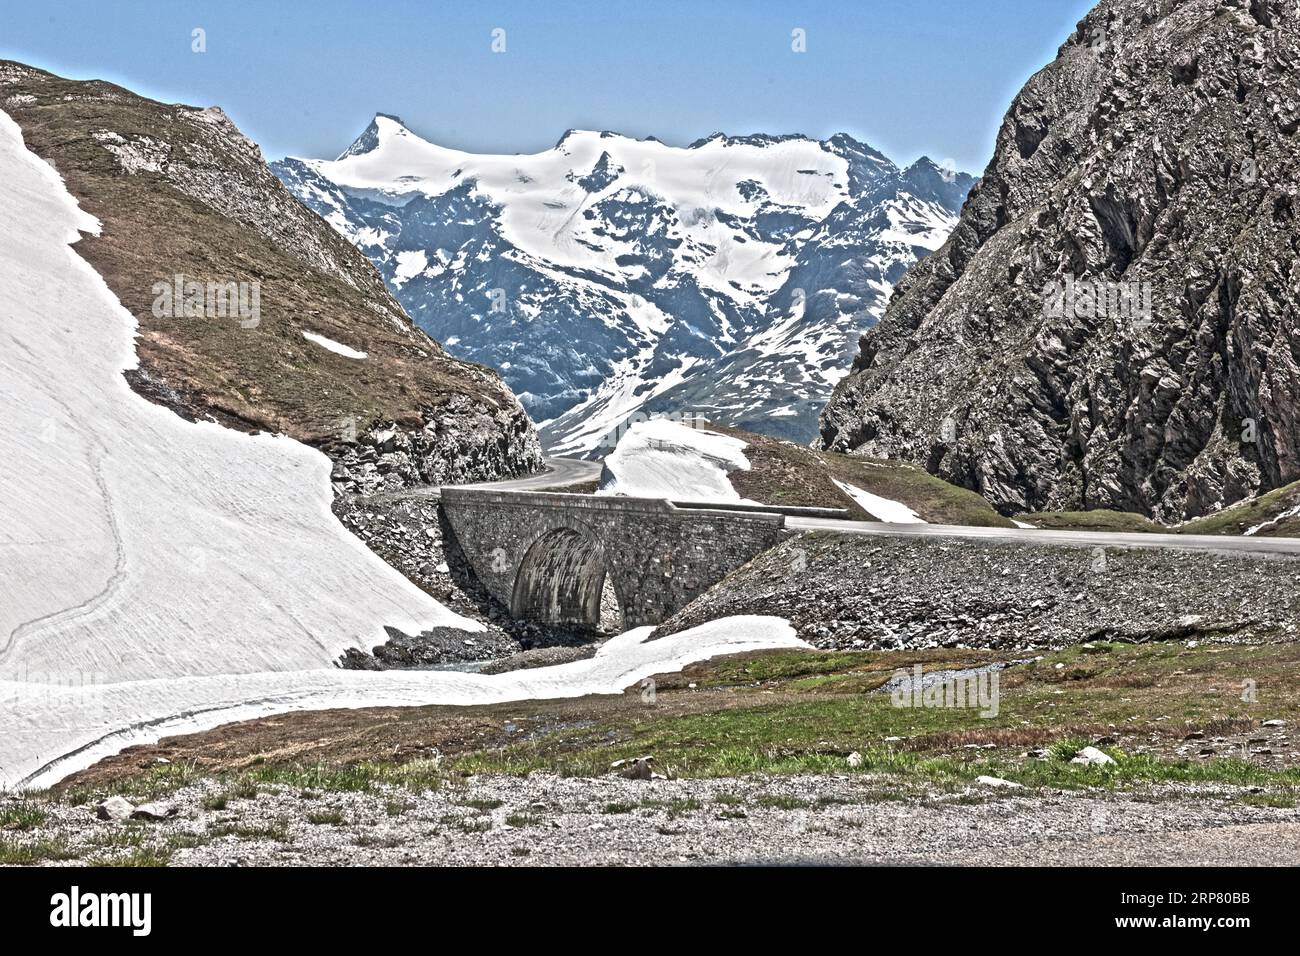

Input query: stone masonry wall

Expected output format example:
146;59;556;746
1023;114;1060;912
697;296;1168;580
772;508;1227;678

440;490;785;627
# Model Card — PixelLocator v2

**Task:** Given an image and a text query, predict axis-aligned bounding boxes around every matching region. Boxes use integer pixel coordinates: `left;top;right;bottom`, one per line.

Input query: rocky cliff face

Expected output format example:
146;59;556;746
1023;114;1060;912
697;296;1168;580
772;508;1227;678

819;0;1300;521
0;61;542;492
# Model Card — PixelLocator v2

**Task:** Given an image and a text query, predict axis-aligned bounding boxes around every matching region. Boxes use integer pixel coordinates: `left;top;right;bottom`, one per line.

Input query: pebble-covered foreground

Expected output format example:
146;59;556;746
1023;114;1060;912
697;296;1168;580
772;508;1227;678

5;773;1300;867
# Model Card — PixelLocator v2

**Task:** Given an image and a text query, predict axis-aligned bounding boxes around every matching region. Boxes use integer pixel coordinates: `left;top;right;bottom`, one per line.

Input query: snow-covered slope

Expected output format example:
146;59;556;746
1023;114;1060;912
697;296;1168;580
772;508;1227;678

8;617;805;790
0;110;807;788
596;419;753;503
0;109;471;682
274;119;974;451
831;479;925;524
0;62;541;497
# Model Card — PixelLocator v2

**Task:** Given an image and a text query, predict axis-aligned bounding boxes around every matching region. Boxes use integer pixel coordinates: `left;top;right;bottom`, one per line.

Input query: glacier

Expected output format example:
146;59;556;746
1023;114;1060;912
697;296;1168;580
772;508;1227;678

274;118;975;451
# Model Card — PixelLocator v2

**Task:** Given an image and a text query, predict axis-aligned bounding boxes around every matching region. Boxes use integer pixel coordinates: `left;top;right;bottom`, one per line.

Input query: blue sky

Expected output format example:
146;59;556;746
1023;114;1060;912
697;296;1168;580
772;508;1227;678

1;0;1095;171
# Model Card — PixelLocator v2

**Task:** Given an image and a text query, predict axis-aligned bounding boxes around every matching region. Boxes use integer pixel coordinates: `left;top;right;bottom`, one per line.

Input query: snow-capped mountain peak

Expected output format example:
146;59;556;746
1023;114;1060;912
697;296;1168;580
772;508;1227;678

274;119;975;453
337;112;413;160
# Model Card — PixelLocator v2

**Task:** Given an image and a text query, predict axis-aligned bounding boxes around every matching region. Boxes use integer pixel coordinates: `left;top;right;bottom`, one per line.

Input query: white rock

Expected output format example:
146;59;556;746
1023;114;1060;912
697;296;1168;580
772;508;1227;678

95;795;134;821
1262;719;1287;727
1070;746;1116;766
611;756;663;780
976;775;1024;789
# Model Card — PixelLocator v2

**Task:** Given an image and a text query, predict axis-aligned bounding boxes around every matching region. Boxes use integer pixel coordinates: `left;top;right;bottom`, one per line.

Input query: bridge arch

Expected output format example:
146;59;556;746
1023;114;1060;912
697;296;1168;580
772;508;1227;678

511;523;626;626
439;489;786;627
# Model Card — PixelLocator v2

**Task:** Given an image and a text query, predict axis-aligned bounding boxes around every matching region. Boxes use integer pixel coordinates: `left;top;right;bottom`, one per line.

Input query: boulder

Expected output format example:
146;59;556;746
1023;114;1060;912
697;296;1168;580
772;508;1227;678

95;796;134;821
1070;746;1116;767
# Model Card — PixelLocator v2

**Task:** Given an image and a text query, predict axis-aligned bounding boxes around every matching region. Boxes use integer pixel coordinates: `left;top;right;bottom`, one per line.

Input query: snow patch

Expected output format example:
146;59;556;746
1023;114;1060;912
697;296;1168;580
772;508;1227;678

832;479;926;524
1244;504;1300;537
597;418;753;503
0;109;465;785
302;330;368;359
5;616;804;789
390;248;428;287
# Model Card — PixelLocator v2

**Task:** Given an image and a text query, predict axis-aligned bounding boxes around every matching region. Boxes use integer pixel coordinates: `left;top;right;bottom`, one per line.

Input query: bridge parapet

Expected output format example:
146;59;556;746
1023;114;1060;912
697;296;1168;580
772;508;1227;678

440;489;785;627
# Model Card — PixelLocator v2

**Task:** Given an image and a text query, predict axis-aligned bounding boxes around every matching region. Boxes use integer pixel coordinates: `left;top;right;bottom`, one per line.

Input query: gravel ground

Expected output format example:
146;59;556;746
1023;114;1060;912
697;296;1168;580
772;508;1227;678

661;532;1300;651
9;774;1300;867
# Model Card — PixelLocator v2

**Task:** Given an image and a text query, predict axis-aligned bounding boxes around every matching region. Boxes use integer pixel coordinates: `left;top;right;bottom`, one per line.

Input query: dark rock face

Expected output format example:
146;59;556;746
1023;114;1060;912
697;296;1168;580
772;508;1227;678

337;625;519;670
819;0;1300;521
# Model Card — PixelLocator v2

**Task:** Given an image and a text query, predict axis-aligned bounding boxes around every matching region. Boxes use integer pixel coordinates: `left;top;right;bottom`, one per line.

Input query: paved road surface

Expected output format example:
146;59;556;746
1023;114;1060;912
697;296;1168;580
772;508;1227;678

422;457;1300;557
785;516;1300;556
400;457;602;499
459;456;602;491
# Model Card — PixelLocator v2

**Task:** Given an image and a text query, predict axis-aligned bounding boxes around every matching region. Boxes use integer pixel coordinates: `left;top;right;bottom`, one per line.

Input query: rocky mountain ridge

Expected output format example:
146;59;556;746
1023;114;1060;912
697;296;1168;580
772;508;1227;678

0;61;542;493
819;0;1300;521
273;118;974;451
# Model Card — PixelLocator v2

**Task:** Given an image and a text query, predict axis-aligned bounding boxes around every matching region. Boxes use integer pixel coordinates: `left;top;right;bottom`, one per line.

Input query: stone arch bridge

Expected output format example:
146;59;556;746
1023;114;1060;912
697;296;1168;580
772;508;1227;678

440;489;788;627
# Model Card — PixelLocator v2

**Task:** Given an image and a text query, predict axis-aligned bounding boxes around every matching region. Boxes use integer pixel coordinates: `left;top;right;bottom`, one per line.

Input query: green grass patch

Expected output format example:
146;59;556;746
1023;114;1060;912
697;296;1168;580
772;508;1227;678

0;834;77;864
444;640;1300;794
306;809;346;826
1015;510;1166;533
699;649;879;686
1240;789;1297;809
455;796;503;812
239;757;445;795
62;760;203;805
1181;480;1300;537
208;820;290;842
0;802;47;831
354;832;406;848
87;846;173;867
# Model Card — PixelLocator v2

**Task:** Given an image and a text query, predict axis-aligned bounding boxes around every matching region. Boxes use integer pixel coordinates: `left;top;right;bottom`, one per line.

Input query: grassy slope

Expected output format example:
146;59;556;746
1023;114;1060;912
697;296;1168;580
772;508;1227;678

44;639;1300;806
1013;510;1166;533
463;640;1300;789
702;424;1015;527
1181;479;1300;537
1016;480;1300;536
1;60;526;449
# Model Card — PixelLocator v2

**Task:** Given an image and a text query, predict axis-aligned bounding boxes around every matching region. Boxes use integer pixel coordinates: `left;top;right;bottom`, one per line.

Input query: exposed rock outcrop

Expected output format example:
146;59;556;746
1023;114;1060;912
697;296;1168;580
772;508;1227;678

1;60;542;489
819;0;1300;521
657;532;1300;650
